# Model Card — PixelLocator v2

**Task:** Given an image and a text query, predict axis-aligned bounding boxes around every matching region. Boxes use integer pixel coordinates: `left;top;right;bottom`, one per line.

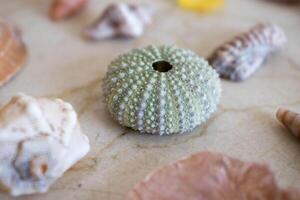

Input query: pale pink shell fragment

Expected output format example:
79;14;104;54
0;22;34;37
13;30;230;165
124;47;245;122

127;152;299;200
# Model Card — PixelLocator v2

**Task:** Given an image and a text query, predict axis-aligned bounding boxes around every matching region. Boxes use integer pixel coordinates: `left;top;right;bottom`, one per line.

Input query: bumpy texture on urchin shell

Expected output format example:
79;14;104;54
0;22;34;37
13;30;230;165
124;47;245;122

103;45;221;135
208;23;286;82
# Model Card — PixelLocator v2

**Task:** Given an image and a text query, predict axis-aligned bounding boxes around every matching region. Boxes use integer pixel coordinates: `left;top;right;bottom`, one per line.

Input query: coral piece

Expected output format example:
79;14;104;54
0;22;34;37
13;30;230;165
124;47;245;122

50;0;88;21
0;18;27;87
103;45;221;135
127;151;300;200
178;0;224;12
0;94;90;196
208;23;287;82
277;108;300;138
84;3;153;40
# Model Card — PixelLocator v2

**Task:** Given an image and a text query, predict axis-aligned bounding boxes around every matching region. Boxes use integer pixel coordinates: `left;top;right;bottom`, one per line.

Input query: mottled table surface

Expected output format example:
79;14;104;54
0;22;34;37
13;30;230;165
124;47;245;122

0;0;300;199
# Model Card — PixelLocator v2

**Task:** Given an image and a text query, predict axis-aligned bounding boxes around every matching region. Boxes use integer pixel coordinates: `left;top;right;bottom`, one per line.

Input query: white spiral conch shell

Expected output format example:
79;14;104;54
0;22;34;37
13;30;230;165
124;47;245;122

84;3;153;40
277;108;300;138
0;94;90;196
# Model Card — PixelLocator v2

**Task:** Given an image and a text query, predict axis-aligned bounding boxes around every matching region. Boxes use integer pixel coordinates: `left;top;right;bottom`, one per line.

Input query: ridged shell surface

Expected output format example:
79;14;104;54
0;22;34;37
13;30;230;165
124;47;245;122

208;23;286;82
103;45;221;135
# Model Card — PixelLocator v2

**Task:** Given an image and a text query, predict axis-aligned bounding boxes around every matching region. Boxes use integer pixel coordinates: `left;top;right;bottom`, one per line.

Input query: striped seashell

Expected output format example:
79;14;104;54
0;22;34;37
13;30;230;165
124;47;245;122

103;45;221;135
276;108;300;138
0;18;27;87
208;23;287;82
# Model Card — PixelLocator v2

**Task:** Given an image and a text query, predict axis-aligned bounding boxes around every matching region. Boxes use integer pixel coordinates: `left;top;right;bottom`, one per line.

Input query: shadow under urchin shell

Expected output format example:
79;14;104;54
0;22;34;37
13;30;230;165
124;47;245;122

103;45;221;135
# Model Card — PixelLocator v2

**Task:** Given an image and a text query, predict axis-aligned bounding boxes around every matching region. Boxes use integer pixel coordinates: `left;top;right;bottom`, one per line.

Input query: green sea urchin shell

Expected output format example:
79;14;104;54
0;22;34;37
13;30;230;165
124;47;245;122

103;45;221;135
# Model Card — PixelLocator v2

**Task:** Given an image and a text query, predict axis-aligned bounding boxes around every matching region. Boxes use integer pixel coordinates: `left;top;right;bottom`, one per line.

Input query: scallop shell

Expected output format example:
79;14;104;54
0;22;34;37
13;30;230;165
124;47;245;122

127;151;299;200
276;108;300;138
0;19;27;87
208;23;286;82
84;3;153;40
103;45;221;135
0;94;90;196
50;0;88;21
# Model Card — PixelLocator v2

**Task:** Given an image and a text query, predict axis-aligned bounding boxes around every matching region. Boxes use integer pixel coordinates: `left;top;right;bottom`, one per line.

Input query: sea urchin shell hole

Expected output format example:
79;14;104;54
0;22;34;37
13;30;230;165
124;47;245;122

152;61;173;73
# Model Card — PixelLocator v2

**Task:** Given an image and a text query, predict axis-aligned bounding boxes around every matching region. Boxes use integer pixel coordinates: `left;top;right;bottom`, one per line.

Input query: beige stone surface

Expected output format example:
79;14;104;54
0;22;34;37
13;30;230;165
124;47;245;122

0;0;300;199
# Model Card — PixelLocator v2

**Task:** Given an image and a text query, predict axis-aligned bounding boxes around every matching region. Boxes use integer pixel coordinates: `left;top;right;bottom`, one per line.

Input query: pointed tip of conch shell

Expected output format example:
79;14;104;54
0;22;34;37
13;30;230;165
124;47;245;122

276;108;300;138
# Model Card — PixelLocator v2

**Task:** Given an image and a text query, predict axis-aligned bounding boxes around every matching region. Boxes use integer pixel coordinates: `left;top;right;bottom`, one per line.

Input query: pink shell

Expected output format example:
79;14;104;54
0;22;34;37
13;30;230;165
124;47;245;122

127;152;299;200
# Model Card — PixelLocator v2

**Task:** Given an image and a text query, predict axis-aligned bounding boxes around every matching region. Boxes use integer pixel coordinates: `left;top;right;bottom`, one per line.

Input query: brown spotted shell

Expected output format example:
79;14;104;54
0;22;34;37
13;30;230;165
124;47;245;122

127;152;299;200
277;108;300;138
208;23;286;82
0;19;27;87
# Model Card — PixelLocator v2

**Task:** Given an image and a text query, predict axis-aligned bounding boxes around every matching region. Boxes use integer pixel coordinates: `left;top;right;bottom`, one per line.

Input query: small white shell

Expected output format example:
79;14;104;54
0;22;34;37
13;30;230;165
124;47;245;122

84;3;153;40
0;94;90;196
276;108;300;138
